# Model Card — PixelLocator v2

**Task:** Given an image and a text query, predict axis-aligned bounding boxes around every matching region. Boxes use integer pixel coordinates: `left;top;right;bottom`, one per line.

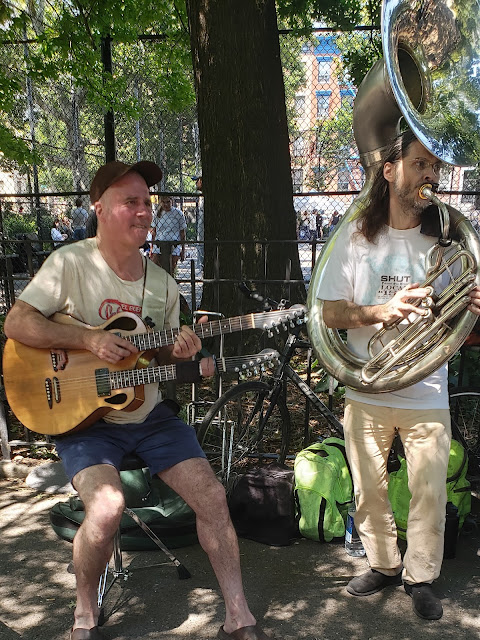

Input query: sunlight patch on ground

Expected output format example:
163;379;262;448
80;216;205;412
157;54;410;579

265;599;309;620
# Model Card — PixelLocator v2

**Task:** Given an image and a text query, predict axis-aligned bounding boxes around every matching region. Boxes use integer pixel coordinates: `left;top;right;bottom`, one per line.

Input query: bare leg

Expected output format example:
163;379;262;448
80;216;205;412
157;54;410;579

71;464;125;631
159;458;256;633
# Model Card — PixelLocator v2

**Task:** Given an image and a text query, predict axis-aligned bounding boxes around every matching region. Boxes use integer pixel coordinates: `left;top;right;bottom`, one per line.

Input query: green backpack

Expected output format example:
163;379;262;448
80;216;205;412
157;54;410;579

294;437;353;542
388;439;471;540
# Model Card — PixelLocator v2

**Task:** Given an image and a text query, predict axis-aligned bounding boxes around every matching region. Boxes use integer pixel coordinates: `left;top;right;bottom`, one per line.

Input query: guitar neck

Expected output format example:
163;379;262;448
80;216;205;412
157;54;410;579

125;309;296;351
108;351;279;390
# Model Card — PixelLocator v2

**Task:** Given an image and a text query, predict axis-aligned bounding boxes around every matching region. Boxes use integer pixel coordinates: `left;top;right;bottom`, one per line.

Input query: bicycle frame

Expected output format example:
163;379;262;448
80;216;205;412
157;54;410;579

267;327;344;443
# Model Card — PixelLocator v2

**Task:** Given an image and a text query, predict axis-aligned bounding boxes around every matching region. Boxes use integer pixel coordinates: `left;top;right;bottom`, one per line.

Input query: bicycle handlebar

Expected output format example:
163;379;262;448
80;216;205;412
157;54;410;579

238;282;285;312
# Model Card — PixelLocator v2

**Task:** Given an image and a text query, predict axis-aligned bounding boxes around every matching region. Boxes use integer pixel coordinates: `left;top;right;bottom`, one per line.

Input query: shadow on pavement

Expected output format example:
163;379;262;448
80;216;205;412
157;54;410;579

0;478;479;640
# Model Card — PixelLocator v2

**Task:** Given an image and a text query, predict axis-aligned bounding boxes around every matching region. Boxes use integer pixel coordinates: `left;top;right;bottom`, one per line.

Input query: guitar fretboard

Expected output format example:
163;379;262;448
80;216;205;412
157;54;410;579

126;308;304;351
109;350;280;389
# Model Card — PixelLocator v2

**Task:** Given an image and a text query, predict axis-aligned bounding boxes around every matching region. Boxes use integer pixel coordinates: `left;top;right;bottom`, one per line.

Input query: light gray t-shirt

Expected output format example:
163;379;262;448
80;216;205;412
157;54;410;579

19;238;180;423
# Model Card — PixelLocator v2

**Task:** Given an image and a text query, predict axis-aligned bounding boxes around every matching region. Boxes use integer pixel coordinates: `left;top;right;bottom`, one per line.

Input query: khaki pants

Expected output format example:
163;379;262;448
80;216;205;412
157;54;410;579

344;399;451;584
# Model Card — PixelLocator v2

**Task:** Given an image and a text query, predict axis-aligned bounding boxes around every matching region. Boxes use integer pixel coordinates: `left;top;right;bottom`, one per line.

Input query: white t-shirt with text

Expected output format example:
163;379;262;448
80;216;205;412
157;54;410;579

315;220;449;409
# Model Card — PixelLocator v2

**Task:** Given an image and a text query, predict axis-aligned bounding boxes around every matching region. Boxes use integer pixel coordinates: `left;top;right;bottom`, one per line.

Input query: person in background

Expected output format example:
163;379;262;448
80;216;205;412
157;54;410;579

51;218;68;247
328;210;340;235
315;130;480;621
149;195;187;273
315;209;324;241
298;212;309;240
71;197;89;240
60;214;73;239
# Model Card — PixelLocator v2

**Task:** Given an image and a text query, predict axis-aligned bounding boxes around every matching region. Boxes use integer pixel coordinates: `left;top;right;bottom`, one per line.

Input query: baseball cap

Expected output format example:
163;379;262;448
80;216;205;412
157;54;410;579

90;161;163;203
191;174;202;181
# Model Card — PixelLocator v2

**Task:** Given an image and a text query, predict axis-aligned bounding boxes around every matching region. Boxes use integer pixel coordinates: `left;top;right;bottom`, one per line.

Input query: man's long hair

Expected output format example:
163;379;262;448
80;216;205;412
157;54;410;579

357;130;418;243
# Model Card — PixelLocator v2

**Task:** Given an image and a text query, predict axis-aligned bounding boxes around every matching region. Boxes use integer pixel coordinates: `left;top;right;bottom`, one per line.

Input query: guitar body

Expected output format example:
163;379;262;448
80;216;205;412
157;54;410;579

3;312;155;436
3;307;307;437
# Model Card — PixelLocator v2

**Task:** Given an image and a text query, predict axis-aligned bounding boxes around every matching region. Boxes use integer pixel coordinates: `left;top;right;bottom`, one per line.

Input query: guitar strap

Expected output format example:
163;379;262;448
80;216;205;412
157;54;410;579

141;258;168;330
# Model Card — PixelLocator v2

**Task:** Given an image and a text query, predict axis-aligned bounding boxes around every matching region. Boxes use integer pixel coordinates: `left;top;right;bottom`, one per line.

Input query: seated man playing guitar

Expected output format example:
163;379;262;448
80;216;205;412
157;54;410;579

4;161;277;640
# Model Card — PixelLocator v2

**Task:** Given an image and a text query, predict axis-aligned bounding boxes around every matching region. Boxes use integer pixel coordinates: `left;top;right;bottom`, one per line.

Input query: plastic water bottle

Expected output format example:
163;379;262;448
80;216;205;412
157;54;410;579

345;501;366;557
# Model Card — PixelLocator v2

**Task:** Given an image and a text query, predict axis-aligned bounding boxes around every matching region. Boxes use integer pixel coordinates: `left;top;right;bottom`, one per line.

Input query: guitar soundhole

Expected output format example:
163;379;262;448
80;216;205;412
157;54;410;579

104;394;128;405
108;317;139;331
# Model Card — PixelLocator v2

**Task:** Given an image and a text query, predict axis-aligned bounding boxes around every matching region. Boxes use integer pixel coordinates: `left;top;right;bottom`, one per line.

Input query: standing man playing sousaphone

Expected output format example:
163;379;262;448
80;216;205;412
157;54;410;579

315;130;480;620
4;160;280;640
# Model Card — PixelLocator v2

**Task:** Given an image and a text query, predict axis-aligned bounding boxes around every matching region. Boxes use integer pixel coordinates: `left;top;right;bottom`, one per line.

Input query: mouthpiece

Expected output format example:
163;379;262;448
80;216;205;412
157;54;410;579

419;184;434;200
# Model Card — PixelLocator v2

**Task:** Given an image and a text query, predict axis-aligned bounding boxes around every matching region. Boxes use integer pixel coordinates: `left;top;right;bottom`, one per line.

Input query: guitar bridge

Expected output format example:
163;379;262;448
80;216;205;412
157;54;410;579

95;368;112;397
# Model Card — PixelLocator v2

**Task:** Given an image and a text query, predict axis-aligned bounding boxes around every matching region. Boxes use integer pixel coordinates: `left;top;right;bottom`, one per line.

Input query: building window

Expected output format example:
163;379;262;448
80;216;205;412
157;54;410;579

341;91;355;108
301;41;312;54
317;58;331;83
292;136;305;158
292;168;304;193
316;92;331;118
295;95;306;116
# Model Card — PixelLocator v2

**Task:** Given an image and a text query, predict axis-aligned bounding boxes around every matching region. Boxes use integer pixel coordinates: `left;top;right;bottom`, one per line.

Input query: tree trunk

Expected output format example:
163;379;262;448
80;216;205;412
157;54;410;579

187;0;305;323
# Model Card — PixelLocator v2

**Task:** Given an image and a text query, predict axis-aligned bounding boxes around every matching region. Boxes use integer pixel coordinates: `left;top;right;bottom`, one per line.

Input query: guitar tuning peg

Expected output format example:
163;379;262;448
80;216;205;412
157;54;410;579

253;367;259;376
267;329;273;338
275;325;280;334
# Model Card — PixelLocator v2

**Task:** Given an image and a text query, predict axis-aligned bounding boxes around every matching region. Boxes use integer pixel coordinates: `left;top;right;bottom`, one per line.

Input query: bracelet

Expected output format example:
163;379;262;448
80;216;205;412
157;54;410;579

176;360;202;383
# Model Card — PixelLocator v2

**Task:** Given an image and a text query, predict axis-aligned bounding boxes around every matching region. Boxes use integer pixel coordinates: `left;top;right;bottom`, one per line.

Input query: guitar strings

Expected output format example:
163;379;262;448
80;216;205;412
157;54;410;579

44;353;278;393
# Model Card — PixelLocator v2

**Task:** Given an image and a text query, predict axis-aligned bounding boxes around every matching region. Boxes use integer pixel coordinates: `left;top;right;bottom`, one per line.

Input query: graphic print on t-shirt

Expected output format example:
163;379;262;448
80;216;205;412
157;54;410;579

361;254;426;305
99;299;142;320
377;274;412;302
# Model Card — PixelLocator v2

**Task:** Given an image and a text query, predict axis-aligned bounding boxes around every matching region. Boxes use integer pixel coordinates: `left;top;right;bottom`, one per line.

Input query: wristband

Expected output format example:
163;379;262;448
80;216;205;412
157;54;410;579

176;360;202;383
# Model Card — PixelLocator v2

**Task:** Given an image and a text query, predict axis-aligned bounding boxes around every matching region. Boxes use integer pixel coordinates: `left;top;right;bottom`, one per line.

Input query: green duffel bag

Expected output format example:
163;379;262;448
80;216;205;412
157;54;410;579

388;438;471;540
294;437;353;542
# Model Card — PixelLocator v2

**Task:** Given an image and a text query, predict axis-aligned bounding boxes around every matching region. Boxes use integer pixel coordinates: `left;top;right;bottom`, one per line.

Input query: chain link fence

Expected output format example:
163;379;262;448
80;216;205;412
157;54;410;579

1;28;480;311
2;27;480;452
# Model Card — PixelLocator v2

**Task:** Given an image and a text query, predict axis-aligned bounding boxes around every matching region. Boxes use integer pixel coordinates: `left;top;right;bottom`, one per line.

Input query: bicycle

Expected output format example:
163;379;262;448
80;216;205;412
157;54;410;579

196;288;344;488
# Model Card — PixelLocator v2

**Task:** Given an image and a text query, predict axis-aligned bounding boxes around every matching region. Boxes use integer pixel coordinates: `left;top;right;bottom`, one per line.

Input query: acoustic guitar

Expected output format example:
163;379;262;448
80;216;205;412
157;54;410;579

3;307;304;435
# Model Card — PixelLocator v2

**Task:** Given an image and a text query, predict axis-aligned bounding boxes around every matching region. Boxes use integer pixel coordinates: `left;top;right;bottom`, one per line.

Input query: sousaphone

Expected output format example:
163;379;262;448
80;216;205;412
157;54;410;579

307;0;480;393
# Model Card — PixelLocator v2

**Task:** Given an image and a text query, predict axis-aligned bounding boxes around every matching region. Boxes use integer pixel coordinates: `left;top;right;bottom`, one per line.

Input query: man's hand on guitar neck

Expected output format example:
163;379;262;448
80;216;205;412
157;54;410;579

157;324;202;365
158;316;208;365
171;325;202;360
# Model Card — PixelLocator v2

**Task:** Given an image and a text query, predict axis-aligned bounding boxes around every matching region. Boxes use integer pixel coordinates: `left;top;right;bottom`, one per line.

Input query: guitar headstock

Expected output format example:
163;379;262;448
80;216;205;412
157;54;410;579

255;304;307;337
224;348;280;379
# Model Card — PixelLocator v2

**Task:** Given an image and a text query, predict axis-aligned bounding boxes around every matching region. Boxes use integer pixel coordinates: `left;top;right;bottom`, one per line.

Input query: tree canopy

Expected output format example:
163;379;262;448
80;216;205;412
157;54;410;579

0;0;382;170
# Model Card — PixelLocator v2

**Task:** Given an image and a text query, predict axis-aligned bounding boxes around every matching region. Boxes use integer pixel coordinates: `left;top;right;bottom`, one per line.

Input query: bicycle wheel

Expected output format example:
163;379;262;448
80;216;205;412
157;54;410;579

449;387;480;477
197;381;291;488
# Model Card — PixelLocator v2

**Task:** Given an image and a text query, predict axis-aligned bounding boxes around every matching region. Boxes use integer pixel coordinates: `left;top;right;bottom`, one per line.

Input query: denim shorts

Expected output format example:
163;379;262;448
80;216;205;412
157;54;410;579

54;401;206;482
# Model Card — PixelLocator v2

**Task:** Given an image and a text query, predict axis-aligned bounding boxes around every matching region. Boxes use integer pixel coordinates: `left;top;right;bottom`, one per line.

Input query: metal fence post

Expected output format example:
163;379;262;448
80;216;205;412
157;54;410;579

101;35;116;162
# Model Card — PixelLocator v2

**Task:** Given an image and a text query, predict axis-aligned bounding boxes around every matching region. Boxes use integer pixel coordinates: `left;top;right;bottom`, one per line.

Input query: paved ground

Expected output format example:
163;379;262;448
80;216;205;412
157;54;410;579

0;474;479;640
